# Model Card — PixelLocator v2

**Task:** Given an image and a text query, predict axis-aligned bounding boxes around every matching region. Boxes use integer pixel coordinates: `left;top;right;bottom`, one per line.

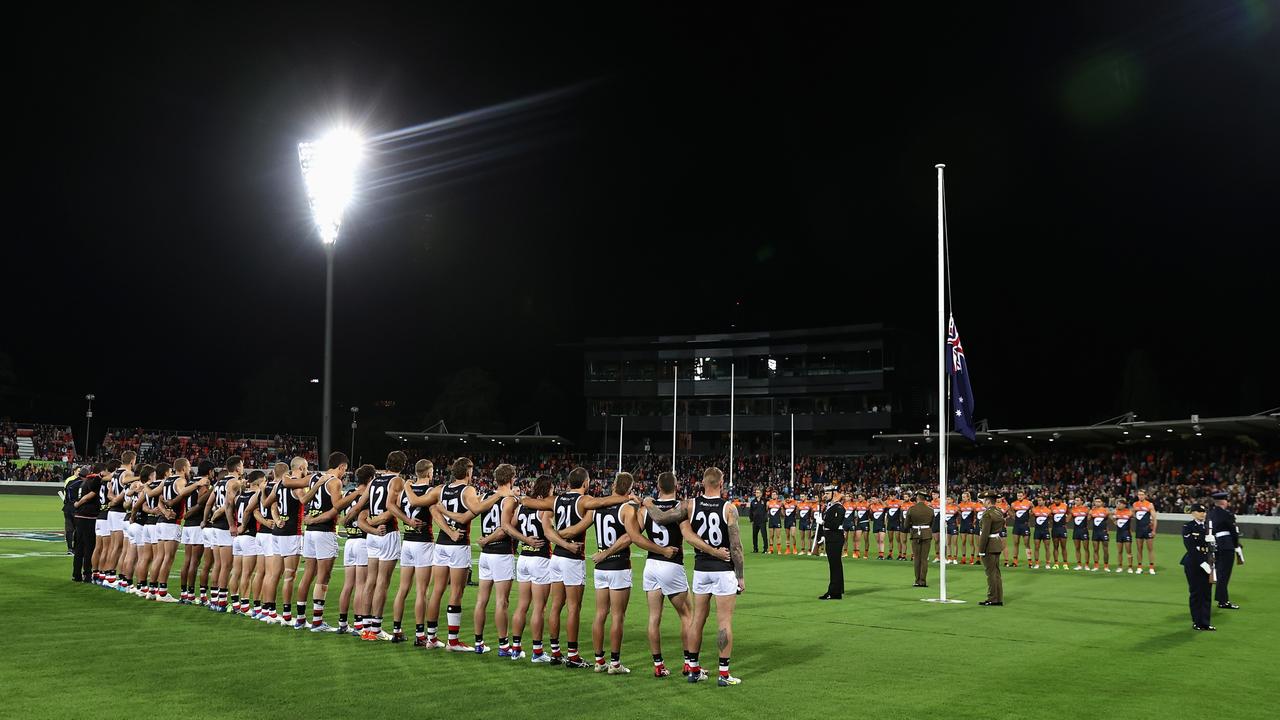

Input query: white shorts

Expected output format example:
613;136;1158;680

303;531;339;560
432;543;471;570
258;533;277;556
95;519;110;537
181;526;204;545
516;555;551;585
593;568;632;590
366;531;402;562
143;524;159;544
232;535;261;557
343;537;368;567
107;511;127;533
479;553;515;582
549;555;586;587
210;528;233;548
693;570;738;597
400;540;435;568
128;523;145;546
155;523;181;542
642;561;689;595
273;534;302;557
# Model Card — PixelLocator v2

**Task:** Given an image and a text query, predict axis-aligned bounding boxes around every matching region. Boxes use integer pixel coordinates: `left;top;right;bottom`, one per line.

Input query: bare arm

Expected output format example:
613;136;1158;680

725;503;744;587
540;510;581;554
561;508;596;540
623;504;675;558
518;494;555;511
389;477;415;526
643;499;689;525
401;482;441;508
500;497;541;548
224;480;241;535
476;497;509;546
581;492;635;511
334;485;363;512
355;507;385;536
298;475;325;505
591;507;633;563
305;478;344;525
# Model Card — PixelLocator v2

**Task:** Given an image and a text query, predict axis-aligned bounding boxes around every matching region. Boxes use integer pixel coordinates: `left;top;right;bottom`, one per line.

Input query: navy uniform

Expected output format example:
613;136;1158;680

1206;492;1242;609
1180;504;1214;630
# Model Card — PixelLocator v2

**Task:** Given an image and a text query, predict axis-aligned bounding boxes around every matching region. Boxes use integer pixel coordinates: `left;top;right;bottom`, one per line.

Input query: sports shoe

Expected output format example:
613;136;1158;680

1104;567;1112;573
718;675;742;686
564;657;590;669
687;669;708;683
508;650;526;660
423;638;447;649
310;623;338;633
258;614;274;623
1126;568;1134;574
1149;569;1156;575
530;653;551;664
377;631;395;641
593;661;609;673
390;632;407;643
1073;565;1082;571
155;594;180;604
1136;567;1144;574
474;643;492;654
446;641;473;652
654;664;671;678
1031;564;1040;569
293;620;309;630
1090;567;1098;572
349;629;363;638
277;617;292;626
548;655;563;665
360;630;379;641
608;663;631;675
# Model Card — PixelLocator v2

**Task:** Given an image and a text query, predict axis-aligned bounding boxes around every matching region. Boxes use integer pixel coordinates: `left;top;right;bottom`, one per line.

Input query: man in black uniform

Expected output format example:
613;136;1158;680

1206;491;1242;610
819;487;845;600
748;489;767;553
1180;503;1215;631
63;466;84;555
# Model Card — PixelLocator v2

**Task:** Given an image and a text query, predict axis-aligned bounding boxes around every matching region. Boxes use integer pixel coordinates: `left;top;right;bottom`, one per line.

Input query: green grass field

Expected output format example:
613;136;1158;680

3;494;1278;719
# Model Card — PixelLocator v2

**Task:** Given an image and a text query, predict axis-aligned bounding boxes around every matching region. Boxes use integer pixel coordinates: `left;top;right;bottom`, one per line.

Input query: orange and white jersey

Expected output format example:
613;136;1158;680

1132;500;1156;522
1031;505;1051;526
1089;507;1110;527
1050;503;1069;524
1011;499;1032;521
783;501;797;517
1070;505;1090;526
798;503;812;518
767;499;782;517
1114;508;1132;528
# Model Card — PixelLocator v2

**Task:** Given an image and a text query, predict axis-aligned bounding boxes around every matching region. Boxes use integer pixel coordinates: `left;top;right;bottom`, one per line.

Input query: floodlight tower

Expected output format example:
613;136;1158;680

298;128;363;463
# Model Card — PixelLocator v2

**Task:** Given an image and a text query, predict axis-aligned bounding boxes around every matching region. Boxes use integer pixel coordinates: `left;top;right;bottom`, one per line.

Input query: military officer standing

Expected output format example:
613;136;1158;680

977;491;1005;606
1180;503;1215;631
819;487;846;600
1206;491;1242;610
904;492;934;587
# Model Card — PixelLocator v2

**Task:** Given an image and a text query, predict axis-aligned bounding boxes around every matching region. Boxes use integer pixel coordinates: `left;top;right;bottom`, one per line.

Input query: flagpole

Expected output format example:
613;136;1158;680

618;415;624;476
729;362;735;497
672;362;678;474
790;413;795;494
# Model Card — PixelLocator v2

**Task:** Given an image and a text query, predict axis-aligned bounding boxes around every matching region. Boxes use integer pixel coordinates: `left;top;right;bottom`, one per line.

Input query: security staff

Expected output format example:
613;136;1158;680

904;491;934;587
977;491;1005;606
1206;491;1242;610
749;488;767;553
1180;503;1214;631
819;487;845;600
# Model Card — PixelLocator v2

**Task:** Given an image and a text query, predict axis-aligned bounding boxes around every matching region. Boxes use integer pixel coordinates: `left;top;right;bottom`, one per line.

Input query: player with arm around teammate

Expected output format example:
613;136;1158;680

508;475;554;662
589;472;638;674
336;464;372;635
681;466;742;686
630;471;695;678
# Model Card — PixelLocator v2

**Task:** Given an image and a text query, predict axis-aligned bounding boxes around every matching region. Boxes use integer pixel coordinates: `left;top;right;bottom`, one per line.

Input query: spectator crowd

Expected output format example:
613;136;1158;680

99;428;318;468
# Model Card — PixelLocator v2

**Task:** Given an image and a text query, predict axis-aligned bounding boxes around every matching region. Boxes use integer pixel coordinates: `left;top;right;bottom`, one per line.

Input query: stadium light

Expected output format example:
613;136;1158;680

298;127;363;463
84;394;95;459
298;128;363;245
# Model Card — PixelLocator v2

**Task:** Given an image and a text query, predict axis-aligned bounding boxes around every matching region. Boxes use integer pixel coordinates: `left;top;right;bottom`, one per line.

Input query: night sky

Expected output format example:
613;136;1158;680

6;3;1278;443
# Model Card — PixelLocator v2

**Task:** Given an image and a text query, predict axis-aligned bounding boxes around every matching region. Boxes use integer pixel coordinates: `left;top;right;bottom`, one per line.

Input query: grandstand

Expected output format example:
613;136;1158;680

99;428;317;467
0;420;76;462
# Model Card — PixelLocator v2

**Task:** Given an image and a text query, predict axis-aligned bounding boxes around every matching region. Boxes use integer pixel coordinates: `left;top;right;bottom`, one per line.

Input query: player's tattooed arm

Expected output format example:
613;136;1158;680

643;499;688;525
725;504;745;583
622;505;674;557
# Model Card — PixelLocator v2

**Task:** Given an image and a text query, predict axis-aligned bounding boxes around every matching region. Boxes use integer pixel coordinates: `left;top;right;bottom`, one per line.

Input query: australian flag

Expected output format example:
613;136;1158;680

947;314;977;440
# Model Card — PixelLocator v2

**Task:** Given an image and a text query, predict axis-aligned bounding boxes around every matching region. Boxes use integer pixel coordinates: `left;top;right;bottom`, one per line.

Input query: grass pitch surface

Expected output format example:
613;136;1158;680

3;494;1277;719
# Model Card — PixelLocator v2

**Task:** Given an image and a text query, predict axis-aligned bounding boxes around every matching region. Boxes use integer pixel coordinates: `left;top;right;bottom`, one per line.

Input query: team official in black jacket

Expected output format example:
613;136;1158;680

1206;491;1242;610
748;489;767;553
1180;503;1214;631
819;487;846;600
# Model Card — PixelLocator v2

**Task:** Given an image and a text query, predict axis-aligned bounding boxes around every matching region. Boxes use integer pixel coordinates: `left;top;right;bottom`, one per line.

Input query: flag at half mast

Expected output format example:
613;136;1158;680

947;313;976;440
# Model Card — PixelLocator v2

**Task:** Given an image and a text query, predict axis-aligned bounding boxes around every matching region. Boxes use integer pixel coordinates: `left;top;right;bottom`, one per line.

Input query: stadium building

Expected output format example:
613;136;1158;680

579;324;929;455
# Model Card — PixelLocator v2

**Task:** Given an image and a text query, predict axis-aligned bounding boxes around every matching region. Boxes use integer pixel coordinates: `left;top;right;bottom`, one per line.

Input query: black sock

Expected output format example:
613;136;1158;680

499;636;508;648
394;621;403;632
295;602;305;619
568;641;579;657
654;653;664;665
475;634;484;644
427;621;438;638
416;624;425;637
610;651;620;664
594;650;605;664
339;613;348;625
